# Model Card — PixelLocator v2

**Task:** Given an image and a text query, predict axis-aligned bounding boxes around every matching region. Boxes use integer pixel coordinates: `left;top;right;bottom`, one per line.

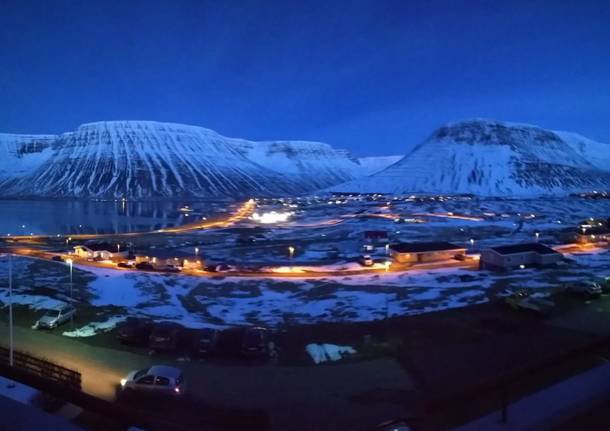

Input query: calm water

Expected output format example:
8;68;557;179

0;200;231;235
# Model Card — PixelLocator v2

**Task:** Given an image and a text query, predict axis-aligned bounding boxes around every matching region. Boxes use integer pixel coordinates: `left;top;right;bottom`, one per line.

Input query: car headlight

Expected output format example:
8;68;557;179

120;378;127;387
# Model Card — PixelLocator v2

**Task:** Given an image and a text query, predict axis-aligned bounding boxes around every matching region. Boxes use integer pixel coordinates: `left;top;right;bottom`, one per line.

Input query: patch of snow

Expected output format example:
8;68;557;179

306;343;357;364
62;316;126;338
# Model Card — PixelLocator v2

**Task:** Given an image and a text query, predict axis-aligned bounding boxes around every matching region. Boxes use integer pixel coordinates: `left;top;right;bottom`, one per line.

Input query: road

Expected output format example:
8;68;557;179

0;322;412;431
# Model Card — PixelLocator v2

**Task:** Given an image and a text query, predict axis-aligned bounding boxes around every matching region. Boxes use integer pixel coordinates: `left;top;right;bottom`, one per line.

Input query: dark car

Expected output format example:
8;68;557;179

240;327;269;356
52;255;64;262
161;265;181;273
115;317;154;345
191;328;220;355
135;262;154;271
117;262;134;269
149;322;183;351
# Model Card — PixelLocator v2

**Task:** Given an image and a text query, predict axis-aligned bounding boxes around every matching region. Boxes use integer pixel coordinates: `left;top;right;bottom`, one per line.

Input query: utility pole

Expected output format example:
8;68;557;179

8;253;14;367
66;258;74;328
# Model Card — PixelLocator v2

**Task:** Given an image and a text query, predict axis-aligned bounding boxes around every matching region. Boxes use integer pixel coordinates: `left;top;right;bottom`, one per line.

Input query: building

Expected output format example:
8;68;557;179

389;242;466;264
576;226;610;244
136;249;204;270
480;243;562;271
363;231;389;245
73;242;129;260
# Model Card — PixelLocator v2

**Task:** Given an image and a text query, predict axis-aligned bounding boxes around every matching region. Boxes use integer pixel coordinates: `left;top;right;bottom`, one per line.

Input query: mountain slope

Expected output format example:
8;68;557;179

0;121;363;198
357;155;402;176
333;119;610;196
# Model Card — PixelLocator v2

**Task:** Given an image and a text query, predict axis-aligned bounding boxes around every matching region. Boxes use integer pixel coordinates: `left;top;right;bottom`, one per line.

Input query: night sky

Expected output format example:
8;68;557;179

1;0;609;156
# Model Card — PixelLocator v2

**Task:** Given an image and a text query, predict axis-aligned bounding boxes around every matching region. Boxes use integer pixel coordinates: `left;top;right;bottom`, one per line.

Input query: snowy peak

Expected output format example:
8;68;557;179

0;121;364;198
334;119;610;196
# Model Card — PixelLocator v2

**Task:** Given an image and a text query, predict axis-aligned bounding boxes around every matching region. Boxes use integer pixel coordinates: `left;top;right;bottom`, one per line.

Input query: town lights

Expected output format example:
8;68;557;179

251;211;293;224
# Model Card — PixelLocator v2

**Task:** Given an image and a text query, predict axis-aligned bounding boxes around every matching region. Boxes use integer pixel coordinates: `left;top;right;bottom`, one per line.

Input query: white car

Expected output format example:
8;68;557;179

358;255;374;267
120;365;185;396
568;281;602;298
35;304;76;329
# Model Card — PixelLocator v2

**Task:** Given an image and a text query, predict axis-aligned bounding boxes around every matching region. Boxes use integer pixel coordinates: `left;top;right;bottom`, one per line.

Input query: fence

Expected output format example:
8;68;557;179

0;345;81;391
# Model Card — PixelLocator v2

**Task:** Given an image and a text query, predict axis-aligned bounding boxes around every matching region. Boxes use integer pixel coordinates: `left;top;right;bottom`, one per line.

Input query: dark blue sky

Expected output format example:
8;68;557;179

1;0;609;156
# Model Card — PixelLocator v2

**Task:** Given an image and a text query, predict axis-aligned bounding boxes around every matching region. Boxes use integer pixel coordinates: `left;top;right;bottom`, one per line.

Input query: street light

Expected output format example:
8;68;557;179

469;238;475;249
195;247;199;256
117;244;121;254
384;261;391;272
65;258;73;327
535;232;540;242
7;253;14;367
288;246;295;258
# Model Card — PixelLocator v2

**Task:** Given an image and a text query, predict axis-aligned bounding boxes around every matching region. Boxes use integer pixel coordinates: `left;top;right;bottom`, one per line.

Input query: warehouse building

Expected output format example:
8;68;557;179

480;243;562;271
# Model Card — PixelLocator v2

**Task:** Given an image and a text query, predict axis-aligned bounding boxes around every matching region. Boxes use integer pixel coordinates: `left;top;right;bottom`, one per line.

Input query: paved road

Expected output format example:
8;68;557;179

0;322;412;431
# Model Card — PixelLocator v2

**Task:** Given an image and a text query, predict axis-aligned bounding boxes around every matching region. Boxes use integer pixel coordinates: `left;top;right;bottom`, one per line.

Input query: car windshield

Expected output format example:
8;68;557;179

133;368;149;380
43;309;59;318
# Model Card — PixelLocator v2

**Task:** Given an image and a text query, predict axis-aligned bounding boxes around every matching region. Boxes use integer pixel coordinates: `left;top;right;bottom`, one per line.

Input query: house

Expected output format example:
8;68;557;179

363;231;389;245
389;242;466;264
73;242;129;260
136;249;204;270
576;226;610;244
480;243;562;271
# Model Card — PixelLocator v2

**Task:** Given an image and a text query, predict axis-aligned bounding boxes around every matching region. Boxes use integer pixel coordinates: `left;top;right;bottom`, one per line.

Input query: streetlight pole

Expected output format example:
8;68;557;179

8;253;14;367
66;258;73;327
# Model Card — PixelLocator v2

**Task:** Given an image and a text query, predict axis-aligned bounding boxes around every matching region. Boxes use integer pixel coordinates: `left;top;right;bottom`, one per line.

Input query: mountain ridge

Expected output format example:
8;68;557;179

333;119;610;196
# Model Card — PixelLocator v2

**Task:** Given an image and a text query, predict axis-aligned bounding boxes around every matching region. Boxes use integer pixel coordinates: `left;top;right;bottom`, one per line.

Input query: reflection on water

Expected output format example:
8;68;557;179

0;200;228;235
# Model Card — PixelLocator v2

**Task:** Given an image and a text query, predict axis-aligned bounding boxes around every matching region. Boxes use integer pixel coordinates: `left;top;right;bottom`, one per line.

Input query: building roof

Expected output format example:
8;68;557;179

489;243;559;255
81;242;128;252
389;242;464;253
138;249;202;260
363;230;388;238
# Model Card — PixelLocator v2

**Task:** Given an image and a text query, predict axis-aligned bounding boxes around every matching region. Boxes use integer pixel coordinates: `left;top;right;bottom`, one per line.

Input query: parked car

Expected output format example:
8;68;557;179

241;326;269;356
115;317;154;344
215;264;235;272
51;255;65;262
135;262;154;271
191;328;220;355
149;322;183;351
358;255;374;267
35;304;76;329
597;277;610;293
504;289;555;315
117;262;134;269
567;281;602;298
374;419;412;431
161;265;181;273
120;365;186;396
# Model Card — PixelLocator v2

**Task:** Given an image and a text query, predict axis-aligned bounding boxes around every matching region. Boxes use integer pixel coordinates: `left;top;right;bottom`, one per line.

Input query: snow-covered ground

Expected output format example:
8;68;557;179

2;245;609;330
1;196;610;330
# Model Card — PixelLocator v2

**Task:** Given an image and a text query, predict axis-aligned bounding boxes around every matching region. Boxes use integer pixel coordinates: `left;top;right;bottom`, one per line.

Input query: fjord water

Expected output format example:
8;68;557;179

0;199;227;235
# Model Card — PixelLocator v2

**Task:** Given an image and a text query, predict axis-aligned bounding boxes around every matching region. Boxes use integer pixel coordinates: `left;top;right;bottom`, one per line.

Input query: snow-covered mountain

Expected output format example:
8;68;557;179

333;119;610;196
357;155;402;176
0;121;366;198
